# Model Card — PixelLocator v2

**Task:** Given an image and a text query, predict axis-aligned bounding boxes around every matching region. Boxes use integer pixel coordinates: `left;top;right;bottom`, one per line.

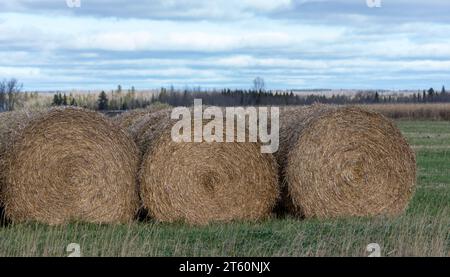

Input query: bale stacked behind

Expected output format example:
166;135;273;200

116;108;173;154
1;108;140;224
118;109;279;225
277;105;416;218
114;104;171;132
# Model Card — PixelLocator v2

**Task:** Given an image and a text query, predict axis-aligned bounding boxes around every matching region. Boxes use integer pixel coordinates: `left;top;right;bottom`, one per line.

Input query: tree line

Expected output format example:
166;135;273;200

152;86;450;107
2;77;449;112
48;85;450;111
51;85;152;111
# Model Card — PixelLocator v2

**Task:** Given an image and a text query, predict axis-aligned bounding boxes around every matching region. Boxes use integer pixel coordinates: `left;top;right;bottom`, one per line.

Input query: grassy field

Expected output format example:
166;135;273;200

0;120;449;257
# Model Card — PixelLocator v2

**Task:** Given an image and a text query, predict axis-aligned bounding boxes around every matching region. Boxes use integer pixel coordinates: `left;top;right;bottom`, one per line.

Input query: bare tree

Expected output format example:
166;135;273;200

253;77;265;92
6;79;23;111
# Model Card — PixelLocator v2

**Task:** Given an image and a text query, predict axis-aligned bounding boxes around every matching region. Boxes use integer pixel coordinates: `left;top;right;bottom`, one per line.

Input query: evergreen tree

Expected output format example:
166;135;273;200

97;91;109;110
428;88;435;102
63;93;68;106
374;91;380;103
52;93;60;106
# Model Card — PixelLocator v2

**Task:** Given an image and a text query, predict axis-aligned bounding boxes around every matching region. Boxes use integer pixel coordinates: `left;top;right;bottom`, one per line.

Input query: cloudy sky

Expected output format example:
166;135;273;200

0;0;449;91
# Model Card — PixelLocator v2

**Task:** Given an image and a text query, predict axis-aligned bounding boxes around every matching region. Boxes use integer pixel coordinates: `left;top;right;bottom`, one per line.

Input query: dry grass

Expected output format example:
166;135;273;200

0;209;447;256
363;103;450;120
0;107;140;225
277;105;416;218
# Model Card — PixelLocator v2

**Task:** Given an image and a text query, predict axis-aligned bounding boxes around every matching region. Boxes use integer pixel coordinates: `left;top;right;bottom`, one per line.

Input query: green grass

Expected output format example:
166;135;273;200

0;121;449;257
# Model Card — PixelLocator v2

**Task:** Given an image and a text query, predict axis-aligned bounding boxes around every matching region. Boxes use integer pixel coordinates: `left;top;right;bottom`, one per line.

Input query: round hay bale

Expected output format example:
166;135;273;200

116;108;172;154
277;104;416;218
118;109;279;225
113;103;171;131
1;107;140;224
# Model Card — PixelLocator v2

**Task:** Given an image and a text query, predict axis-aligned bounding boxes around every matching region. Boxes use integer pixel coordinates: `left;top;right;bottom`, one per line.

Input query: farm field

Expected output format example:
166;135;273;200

0;120;449;257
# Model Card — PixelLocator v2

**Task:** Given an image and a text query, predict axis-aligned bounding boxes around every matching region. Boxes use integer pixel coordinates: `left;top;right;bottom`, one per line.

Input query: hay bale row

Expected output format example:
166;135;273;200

276;105;416;218
0;108;139;225
0;103;416;225
119;108;279;225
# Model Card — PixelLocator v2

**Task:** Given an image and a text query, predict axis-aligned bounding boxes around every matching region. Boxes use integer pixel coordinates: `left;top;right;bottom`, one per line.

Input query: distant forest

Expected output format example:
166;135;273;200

2;77;449;112
155;86;450;107
48;86;450;111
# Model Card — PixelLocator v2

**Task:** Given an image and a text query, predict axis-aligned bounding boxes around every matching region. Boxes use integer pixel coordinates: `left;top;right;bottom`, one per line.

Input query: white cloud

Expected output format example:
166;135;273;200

212;55;450;72
0;66;41;78
240;0;292;11
1;4;450;90
0;0;294;20
0;13;345;52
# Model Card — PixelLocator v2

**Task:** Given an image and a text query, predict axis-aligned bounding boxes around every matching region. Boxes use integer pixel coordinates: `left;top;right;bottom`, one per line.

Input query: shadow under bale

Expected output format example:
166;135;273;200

0;205;8;226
